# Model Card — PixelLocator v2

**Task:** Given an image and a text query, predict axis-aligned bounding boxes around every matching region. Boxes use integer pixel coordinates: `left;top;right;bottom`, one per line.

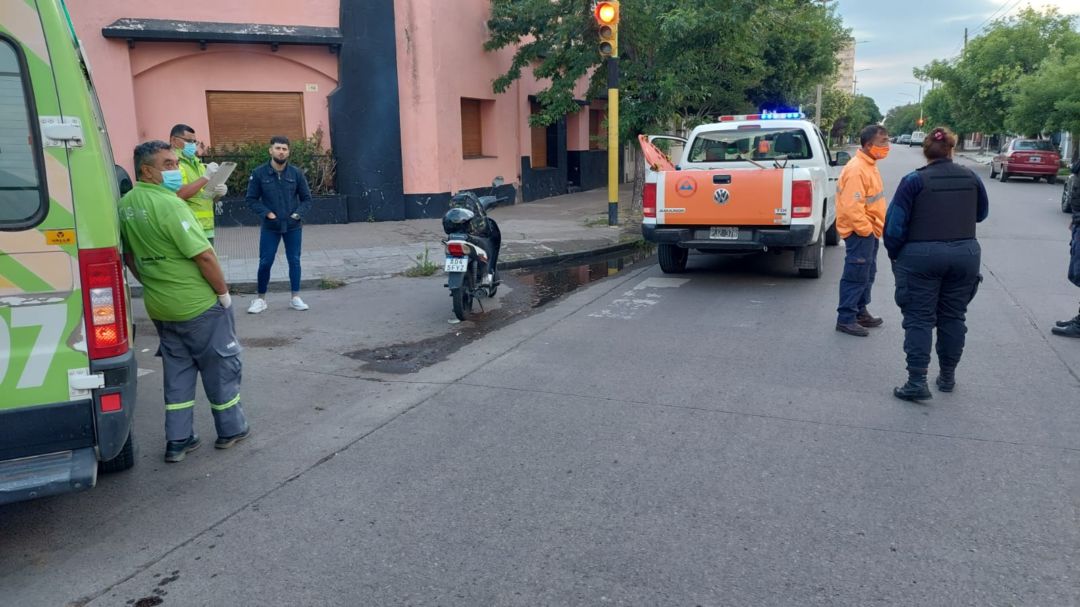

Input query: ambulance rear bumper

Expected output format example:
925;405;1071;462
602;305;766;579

643;224;816;250
0;448;97;506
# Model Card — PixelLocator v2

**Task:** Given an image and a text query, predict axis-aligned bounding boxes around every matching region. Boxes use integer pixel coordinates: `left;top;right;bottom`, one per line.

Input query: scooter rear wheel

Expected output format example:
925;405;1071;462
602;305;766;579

452;271;475;321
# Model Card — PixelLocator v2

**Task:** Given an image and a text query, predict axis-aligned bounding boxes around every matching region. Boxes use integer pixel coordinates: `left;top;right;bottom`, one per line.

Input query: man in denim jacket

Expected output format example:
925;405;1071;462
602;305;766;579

245;136;313;313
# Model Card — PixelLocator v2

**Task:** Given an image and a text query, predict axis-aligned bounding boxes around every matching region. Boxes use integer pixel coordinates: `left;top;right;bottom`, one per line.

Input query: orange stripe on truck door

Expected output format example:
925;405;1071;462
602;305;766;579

660;169;785;226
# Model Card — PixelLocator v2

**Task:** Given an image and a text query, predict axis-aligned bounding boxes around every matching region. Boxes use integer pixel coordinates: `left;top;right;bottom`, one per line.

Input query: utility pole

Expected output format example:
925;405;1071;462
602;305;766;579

964;28;968;57
595;2;620;226
814;84;823;126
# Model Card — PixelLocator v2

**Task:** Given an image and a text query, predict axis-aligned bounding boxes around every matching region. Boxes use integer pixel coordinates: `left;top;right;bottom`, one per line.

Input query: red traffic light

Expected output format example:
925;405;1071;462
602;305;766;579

917;118;925;126
595;2;619;25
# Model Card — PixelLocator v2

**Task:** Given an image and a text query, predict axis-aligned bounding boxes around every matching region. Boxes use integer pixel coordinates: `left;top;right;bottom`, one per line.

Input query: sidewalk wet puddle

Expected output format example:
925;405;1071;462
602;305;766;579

345;246;655;374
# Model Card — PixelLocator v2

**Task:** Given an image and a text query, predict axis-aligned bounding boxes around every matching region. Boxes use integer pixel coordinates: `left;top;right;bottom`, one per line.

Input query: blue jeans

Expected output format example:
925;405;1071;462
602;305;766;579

257;228;302;294
836;235;879;324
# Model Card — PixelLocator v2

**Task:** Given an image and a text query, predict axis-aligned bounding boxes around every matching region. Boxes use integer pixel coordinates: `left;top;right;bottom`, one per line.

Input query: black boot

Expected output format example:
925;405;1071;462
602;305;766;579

894;369;932;402
935;367;956;392
1054;313;1080;328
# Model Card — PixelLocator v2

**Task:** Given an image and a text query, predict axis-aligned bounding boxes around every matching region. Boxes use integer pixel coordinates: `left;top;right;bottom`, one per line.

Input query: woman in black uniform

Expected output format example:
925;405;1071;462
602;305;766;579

883;127;990;401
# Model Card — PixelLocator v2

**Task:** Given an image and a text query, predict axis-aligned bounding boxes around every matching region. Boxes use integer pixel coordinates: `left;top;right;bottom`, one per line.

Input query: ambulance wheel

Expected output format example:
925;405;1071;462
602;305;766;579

658;244;688;273
100;430;136;473
1063;187;1073;213
825;221;840;246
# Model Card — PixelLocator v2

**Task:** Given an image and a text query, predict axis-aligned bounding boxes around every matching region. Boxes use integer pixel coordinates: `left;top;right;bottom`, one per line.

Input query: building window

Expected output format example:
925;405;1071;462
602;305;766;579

589;109;606;151
206;91;305;150
530;99;548;169
0;37;47;229
461;98;484;159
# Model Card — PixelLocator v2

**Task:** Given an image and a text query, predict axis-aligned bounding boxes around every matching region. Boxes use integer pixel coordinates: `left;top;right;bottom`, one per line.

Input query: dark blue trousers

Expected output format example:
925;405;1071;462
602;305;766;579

837;235;879;324
257;228;303;294
1069;223;1080;288
893;240;982;371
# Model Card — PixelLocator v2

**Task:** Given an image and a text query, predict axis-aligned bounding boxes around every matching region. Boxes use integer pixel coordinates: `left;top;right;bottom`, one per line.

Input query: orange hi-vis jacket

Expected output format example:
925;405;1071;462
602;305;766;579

836;149;887;239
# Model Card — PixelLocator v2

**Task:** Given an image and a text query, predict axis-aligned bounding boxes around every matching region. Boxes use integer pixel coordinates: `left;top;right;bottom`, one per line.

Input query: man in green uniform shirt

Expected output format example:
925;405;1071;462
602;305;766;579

170;124;226;243
119;140;251;463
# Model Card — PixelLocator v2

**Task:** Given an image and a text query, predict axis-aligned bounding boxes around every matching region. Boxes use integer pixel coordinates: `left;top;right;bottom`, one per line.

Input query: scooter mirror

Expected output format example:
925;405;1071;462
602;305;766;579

492;176;505;188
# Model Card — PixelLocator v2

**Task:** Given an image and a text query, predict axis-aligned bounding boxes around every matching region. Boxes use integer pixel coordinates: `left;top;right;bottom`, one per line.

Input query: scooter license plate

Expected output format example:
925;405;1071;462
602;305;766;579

444;257;468;272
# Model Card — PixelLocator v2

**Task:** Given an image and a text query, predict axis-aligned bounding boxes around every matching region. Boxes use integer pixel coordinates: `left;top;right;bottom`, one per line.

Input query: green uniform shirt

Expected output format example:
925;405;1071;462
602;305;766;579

176;151;215;238
118;182;216;322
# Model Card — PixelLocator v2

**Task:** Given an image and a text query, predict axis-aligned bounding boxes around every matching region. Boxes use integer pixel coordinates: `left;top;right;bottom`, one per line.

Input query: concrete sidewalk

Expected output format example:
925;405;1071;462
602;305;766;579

211;184;643;291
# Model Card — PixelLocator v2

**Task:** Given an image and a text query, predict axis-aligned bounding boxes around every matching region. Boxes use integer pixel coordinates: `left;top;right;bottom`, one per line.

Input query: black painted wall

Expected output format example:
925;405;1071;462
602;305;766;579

567;150;608;191
403;184;518;220
329;0;406;222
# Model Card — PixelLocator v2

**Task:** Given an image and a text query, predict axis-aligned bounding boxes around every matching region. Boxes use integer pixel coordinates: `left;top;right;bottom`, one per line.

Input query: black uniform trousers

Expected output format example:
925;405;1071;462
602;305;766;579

892;240;982;371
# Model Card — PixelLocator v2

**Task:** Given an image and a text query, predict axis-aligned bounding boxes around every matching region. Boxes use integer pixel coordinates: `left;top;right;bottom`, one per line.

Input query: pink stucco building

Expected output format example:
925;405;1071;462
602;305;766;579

66;0;613;220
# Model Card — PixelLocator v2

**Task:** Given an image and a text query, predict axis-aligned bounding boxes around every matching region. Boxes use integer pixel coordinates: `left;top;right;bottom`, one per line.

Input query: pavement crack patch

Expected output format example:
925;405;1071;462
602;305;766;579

455;381;1080;454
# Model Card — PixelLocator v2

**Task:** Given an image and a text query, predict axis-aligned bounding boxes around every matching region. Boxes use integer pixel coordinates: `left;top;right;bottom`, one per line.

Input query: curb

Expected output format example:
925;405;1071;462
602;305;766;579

129;237;648;298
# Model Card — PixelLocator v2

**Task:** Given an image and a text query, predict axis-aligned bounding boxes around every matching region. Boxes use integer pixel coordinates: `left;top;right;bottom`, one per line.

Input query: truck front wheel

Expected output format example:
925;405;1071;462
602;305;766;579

658;244;688;273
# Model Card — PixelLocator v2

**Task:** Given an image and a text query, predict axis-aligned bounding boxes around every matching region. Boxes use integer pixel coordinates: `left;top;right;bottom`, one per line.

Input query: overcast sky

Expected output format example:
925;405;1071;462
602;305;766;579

833;0;1080;115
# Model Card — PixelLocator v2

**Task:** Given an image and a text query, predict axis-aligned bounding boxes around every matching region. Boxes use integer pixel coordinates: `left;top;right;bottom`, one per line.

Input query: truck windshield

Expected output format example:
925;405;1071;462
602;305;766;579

688;127;813;163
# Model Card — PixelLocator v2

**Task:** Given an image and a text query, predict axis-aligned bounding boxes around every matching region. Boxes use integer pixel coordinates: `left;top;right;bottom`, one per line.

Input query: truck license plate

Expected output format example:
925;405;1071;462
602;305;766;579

710;227;739;240
444;257;468;272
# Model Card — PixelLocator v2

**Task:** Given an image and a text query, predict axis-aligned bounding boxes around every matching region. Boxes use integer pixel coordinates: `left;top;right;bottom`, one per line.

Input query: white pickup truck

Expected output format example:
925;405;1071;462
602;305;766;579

640;113;849;277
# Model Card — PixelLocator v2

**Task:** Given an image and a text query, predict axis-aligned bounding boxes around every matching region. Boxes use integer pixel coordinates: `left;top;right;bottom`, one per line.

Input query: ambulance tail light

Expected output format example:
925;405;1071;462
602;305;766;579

643;182;657;218
791;180;813;218
79;247;129;360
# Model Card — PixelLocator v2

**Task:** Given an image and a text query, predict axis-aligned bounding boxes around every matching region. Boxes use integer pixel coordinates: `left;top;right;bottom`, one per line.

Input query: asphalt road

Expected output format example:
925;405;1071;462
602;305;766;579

1;145;1077;606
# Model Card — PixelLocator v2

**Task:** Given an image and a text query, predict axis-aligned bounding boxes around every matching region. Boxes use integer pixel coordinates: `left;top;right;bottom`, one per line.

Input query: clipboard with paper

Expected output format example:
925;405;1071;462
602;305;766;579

203;161;236;190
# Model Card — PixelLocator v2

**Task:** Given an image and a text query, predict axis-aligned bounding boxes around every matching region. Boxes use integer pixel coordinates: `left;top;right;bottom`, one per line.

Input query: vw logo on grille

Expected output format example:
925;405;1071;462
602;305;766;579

713;188;731;205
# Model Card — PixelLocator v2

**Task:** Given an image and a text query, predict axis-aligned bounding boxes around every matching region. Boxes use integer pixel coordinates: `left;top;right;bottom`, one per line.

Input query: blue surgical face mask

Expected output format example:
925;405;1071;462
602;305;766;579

182;142;197;158
161;169;183;192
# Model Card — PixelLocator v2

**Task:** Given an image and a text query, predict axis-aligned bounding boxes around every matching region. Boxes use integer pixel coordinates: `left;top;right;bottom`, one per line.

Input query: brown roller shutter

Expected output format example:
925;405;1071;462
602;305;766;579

206;92;305;150
461;98;483;158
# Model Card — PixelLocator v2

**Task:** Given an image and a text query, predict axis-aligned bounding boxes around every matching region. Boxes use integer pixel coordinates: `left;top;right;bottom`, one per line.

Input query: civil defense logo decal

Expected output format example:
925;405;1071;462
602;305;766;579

676;177;697;198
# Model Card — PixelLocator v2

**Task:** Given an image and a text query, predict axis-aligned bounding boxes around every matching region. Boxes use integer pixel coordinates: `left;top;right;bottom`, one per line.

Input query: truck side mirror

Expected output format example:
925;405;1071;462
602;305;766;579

115;165;133;196
834;151;851;166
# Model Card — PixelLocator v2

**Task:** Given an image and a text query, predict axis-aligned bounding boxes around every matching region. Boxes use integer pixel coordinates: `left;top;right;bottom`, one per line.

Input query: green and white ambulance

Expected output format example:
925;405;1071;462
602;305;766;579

1;0;137;505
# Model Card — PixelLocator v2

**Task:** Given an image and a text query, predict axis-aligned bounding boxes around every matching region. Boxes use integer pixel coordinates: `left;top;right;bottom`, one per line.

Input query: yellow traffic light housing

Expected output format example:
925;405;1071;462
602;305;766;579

595;1;619;57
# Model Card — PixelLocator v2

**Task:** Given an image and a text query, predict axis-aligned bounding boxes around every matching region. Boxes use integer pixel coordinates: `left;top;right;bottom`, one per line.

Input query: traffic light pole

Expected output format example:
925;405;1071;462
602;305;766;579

607;55;619;227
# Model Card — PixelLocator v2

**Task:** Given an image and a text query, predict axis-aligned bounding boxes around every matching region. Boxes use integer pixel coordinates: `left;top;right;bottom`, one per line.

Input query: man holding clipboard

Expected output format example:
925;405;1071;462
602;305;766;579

170;124;233;244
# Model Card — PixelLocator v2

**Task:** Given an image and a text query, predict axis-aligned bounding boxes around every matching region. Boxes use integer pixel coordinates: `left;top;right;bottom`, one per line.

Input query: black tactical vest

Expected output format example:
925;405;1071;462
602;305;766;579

907;160;979;242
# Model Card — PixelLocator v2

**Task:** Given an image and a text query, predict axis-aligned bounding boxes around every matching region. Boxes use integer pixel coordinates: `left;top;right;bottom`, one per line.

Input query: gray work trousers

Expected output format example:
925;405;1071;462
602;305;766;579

153;303;247;442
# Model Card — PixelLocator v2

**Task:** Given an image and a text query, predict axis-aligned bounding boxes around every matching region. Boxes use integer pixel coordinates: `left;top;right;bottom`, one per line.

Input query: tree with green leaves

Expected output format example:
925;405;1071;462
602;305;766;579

883;103;921;137
836;94;882;142
484;0;849;139
918;7;1077;135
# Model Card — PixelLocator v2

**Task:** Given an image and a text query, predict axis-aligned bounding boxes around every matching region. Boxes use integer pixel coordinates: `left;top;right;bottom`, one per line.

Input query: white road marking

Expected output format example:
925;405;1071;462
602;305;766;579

137;368;155;377
590;277;689;320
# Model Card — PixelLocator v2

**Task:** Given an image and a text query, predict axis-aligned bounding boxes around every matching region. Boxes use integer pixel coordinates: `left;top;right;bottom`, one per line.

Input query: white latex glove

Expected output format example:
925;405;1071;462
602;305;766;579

217;292;232;309
213;183;227;198
204;162;219;180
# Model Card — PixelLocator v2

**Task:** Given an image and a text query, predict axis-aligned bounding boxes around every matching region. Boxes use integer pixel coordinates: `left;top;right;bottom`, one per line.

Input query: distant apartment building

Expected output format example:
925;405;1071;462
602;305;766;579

65;0;612;221
833;39;855;94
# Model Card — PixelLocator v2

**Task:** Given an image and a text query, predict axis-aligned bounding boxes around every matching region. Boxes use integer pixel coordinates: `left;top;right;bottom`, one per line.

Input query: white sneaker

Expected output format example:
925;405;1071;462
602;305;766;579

247;298;267;314
289;296;309;311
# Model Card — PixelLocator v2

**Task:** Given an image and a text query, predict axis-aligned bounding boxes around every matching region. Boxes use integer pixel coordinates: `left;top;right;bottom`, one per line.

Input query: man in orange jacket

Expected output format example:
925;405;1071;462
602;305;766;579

835;124;890;337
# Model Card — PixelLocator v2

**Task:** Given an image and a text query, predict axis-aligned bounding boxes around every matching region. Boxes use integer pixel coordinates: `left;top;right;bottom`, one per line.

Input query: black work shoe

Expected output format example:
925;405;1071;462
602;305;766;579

1051;323;1080;338
894;381;933;402
164;434;201;463
215;426;252;449
935;370;956;393
1054;314;1080;328
836;322;870;337
856;310;884;328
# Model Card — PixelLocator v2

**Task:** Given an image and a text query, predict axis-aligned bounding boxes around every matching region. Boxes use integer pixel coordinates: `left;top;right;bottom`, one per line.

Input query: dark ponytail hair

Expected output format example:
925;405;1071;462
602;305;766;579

923;126;957;161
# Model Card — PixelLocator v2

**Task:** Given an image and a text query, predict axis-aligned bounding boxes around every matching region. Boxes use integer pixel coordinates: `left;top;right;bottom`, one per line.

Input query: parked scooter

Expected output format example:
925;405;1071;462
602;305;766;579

442;177;507;321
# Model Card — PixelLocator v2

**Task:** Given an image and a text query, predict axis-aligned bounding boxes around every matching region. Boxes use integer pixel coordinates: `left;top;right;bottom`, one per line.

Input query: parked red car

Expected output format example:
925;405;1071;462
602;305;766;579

990;139;1061;184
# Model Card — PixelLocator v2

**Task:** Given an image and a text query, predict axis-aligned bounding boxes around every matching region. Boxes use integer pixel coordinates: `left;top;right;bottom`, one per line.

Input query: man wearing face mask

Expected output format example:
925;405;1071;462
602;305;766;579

834;124;891;337
118;141;251;463
170;124;226;244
